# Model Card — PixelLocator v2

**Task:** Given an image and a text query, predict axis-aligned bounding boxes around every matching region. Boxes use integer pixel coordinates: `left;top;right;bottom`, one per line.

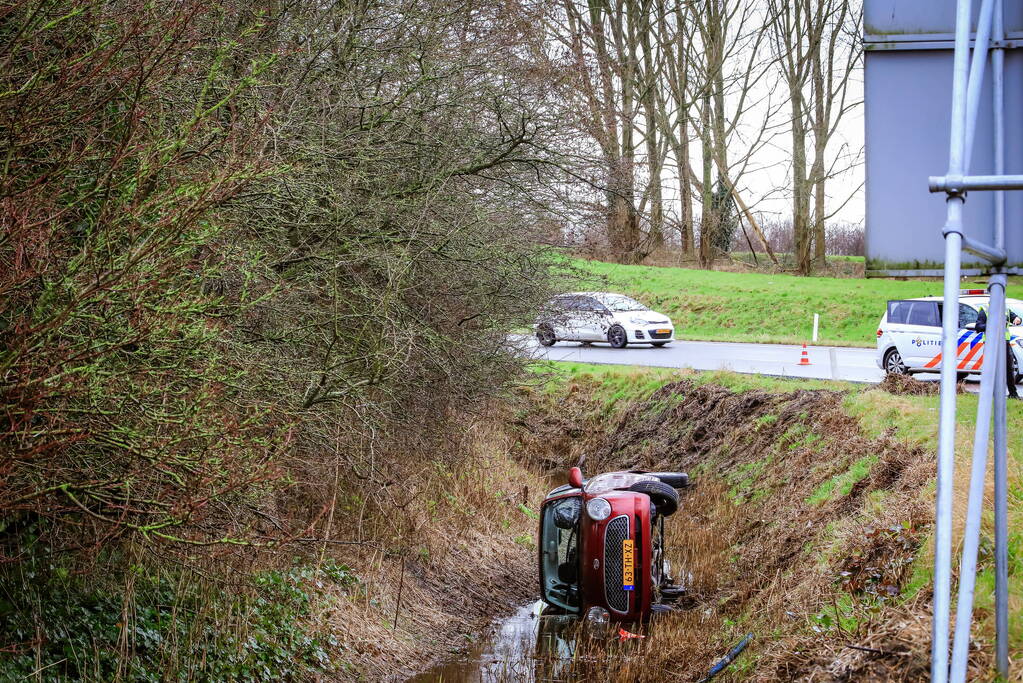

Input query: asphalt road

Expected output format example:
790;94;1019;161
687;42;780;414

516;334;886;383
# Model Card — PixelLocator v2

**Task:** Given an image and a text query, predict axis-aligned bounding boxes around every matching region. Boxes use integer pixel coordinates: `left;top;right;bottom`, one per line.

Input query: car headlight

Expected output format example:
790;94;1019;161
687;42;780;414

1015;338;1023;348
629;316;647;325
586;497;612;521
585;606;610;625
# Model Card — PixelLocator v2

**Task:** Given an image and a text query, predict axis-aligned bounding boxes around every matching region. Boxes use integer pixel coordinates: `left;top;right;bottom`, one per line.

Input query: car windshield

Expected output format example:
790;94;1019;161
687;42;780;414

598;295;648;312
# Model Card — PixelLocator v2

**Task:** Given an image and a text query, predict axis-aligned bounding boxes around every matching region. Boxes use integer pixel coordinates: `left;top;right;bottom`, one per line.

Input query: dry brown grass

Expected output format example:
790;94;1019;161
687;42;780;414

308;416;548;680
510;378;945;681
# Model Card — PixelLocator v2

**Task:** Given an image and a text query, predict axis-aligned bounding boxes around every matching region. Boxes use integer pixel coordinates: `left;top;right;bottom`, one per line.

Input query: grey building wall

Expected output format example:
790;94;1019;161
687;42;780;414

864;0;1023;276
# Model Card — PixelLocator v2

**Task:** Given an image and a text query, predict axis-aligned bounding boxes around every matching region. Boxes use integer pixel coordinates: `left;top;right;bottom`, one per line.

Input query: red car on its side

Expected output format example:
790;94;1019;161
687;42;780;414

538;467;689;624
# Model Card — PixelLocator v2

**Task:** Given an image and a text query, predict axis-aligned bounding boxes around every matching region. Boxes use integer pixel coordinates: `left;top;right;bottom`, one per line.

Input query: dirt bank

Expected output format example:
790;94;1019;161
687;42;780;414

309;420;546;681
511;376;956;681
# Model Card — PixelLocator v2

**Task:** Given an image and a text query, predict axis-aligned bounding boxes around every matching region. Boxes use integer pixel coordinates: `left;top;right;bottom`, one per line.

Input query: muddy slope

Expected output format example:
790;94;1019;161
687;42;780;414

516;380;947;681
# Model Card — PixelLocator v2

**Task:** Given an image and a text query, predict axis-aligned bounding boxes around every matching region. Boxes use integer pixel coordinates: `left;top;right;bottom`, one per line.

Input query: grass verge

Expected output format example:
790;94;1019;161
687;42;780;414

568;257;1023;348
515;362;1021;680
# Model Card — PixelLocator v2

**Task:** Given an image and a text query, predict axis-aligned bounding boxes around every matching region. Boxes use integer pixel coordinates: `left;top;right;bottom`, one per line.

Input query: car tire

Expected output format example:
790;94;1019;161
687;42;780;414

651;342;669;347
883;348;907;375
537;326;556;347
647;472;689;489
608;325;628;349
628;480;679;516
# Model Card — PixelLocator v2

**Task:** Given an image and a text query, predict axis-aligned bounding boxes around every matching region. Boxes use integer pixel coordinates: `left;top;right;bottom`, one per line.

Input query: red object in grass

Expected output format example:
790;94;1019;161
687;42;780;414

618;626;645;641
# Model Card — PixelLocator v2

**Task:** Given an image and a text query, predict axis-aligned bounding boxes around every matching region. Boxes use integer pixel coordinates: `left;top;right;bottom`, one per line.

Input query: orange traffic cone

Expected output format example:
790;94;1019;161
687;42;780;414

798;343;811;366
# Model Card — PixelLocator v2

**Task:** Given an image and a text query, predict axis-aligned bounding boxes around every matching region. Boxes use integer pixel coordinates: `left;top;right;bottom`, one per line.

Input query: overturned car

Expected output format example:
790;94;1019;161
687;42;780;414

538;467;689;624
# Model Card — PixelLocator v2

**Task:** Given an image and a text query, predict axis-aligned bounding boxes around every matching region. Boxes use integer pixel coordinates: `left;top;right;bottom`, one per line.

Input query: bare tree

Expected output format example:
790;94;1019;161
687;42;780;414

675;0;780;268
767;0;861;274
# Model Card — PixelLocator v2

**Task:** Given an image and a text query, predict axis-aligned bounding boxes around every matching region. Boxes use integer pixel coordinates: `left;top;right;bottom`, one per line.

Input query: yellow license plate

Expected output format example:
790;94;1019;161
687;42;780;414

656;329;670;334
622;539;635;590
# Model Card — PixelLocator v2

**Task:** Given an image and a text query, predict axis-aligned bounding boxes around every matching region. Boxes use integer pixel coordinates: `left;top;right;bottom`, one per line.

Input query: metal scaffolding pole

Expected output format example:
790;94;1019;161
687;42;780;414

931;2;974;679
991;0;1009;676
931;0;1012;679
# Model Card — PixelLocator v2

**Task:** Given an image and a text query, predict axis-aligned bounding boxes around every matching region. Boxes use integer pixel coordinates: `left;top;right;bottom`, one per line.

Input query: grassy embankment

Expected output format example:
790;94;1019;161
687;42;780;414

570;258;1023;347
0;423;547;681
517;362;1021;680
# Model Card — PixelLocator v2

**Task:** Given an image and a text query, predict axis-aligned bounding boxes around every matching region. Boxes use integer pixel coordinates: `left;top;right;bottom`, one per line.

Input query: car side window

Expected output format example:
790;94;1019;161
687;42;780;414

577;296;602;312
959;304;979;328
887;300;910;324
564;296;585;311
907;301;940;327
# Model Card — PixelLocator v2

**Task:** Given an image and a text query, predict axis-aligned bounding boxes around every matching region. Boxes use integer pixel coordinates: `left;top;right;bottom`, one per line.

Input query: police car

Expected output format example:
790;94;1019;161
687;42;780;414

877;290;1023;380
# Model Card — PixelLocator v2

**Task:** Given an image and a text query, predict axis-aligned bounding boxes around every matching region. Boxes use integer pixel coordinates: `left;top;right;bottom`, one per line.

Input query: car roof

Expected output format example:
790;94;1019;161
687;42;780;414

558;292;635;302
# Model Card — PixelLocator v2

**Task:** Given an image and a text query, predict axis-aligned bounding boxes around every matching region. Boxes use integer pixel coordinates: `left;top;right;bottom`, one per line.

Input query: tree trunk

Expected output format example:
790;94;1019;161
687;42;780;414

679;128;694;257
791;84;811;275
699;94;715;268
639;1;663;250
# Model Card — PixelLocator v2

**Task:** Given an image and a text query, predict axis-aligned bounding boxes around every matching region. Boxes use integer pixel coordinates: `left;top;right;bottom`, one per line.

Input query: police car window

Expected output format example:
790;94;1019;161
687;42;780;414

959;304;979;328
887;301;910;324
907;301;940;327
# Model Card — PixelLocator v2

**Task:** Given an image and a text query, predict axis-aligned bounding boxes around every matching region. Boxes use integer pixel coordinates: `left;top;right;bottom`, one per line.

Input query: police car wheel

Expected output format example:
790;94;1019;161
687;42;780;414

884;348;907;375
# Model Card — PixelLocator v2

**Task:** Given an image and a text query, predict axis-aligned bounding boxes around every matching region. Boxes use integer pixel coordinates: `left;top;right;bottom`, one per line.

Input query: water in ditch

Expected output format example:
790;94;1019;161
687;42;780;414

407;600;581;683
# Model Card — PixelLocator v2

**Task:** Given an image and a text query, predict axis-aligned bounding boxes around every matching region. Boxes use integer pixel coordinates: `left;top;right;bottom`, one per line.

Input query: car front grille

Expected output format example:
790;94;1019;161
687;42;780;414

604;515;630;613
649;329;672;339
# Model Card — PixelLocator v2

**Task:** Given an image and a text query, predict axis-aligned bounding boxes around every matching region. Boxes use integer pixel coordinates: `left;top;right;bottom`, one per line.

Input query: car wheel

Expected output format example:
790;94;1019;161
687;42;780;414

651;342;668;347
536;326;556;347
628;480;679;516
884;348;907;375
608;325;628;349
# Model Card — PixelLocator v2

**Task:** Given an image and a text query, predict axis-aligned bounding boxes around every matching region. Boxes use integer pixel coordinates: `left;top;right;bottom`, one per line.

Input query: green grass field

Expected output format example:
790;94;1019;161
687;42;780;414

569;258;1023;347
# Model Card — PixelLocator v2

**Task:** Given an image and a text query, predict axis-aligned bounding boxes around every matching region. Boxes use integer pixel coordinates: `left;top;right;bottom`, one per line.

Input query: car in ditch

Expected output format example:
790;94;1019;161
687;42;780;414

534;292;674;348
876;290;1023;381
538;467;689;624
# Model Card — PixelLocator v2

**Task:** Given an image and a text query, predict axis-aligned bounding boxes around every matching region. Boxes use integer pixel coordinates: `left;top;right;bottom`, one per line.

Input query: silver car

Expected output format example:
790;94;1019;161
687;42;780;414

534;292;674;349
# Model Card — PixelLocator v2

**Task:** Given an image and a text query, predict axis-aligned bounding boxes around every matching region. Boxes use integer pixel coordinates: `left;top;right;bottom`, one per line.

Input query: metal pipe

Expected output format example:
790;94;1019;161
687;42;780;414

960;235;1006;264
949;278;1004;682
933;3;975;679
964;0;997;170
934;223;963;683
992;276;1010;679
993;2;1006;250
991;3;1008;676
929;174;1023;193
947;0;974;178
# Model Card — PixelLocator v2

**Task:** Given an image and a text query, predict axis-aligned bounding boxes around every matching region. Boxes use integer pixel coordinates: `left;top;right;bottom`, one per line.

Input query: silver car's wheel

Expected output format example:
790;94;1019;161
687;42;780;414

537;326;556;347
608;325;628;349
884;348;907;375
